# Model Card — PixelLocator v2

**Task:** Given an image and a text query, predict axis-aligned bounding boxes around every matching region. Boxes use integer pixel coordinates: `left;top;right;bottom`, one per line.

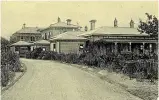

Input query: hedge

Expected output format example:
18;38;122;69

26;47;158;82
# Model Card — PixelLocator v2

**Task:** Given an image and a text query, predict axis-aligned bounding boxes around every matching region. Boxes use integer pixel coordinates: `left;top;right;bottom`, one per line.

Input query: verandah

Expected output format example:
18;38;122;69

85;40;157;56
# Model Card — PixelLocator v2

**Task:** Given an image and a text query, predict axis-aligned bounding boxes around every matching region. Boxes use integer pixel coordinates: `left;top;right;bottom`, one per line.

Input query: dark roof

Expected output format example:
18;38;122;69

50;31;87;41
79;26;149;37
15;27;42;34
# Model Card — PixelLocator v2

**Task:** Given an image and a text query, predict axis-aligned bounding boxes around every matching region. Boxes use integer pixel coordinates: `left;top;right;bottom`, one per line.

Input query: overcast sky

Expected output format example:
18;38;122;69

1;1;158;39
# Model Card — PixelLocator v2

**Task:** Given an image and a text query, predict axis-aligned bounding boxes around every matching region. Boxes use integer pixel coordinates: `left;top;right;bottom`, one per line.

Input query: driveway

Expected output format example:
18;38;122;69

2;58;142;100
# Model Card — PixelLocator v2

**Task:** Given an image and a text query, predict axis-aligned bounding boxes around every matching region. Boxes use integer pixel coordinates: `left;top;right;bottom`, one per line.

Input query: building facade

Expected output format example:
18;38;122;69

80;19;158;55
10;18;158;56
10;24;42;43
10;24;44;57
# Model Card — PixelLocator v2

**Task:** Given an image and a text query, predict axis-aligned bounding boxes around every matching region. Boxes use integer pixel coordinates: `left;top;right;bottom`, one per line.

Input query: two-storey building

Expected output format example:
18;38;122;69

40;17;82;40
10;24;43;43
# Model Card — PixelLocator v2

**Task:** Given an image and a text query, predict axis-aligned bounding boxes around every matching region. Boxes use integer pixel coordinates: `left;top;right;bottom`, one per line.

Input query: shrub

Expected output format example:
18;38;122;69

30;48;43;59
41;51;52;60
122;61;138;79
1;37;21;87
122;59;158;81
26;51;31;59
65;53;79;64
1;65;10;86
1;51;21;87
24;43;158;82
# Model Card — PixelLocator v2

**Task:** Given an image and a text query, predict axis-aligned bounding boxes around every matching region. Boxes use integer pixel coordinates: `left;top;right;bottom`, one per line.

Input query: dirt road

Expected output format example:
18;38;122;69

2;58;142;100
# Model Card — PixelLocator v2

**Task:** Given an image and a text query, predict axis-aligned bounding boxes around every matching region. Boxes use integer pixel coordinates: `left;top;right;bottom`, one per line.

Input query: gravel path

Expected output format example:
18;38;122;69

2;58;142;100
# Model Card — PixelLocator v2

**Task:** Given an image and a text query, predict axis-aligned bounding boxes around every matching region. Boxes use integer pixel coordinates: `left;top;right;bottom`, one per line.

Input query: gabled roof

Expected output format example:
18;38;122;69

11;41;33;46
50;31;87;41
15;27;41;34
79;26;149;37
34;40;50;45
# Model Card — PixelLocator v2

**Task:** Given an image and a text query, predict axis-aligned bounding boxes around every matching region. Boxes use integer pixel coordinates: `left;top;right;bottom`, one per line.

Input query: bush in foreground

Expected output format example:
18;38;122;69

1;37;22;87
26;49;158;82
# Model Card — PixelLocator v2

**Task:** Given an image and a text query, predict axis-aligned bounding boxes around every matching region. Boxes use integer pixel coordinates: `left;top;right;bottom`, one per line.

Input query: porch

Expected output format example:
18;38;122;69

85;38;158;56
10;41;33;57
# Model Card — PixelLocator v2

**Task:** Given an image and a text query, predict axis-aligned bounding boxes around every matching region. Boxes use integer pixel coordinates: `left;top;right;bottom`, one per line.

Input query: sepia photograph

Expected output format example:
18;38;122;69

1;1;158;100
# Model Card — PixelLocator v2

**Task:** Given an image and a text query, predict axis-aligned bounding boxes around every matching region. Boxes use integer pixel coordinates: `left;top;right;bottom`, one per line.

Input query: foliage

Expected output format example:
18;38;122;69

138;13;158;38
1;37;10;52
26;45;158;82
29;48;43;59
1;37;21;87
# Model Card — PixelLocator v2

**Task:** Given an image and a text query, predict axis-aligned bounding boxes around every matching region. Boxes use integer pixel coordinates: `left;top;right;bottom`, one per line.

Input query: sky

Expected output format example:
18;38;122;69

1;1;158;39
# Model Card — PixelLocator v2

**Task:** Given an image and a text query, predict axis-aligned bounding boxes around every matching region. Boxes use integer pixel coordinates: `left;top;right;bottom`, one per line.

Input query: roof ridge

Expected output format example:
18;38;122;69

49;21;80;27
102;26;137;29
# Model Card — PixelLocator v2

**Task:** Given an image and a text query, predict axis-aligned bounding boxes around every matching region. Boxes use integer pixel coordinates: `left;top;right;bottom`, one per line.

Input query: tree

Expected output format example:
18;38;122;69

138;13;158;38
1;37;10;52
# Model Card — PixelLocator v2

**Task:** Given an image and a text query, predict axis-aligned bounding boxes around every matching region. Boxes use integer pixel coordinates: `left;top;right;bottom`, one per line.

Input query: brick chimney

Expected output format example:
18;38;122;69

66;19;71;25
90;20;96;30
114;18;118;27
130;19;134;28
58;17;61;23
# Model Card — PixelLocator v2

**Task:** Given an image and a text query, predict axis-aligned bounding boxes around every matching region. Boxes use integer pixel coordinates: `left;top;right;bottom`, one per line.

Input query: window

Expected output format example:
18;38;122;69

21;36;24;40
31;36;35;41
48;32;52;38
51;32;53;37
42;34;45;39
45;33;47;40
53;44;56;51
53;44;56;49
